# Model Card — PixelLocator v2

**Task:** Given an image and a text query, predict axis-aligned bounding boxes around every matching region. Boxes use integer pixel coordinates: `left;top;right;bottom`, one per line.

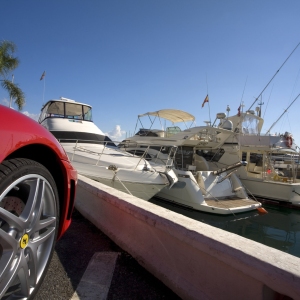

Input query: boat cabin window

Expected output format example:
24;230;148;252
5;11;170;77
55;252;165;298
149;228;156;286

135;145;172;154
126;150;153;160
47;101;65;118
39;101;93;122
174;146;194;169
83;106;92;121
242;152;247;161
38;102;52;122
135;129;160;137
196;149;225;162
65;103;84;119
249;153;263;166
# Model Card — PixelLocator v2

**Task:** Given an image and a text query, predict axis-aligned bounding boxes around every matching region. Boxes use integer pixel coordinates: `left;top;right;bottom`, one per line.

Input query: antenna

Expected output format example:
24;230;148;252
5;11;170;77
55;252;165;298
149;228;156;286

226;105;230;117
206;73;211;124
257;96;264;117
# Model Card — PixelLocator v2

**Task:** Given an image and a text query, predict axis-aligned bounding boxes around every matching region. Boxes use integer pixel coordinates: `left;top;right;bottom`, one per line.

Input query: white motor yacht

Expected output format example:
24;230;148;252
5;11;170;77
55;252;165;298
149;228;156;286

38;98;177;200
119;109;263;215
198;108;300;207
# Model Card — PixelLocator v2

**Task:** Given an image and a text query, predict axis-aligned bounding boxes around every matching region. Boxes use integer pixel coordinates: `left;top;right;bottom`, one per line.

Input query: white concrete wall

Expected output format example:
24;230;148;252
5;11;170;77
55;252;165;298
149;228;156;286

75;175;300;300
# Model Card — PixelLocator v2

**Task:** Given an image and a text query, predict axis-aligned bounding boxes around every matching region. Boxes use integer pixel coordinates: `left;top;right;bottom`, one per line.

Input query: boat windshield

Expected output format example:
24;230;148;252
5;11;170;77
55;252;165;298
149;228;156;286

241;114;260;134
166;126;181;137
39;101;93;122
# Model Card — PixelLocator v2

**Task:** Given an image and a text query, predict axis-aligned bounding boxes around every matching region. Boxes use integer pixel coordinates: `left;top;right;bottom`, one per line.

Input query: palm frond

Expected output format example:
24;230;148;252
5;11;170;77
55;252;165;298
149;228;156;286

0;41;19;77
1;79;25;110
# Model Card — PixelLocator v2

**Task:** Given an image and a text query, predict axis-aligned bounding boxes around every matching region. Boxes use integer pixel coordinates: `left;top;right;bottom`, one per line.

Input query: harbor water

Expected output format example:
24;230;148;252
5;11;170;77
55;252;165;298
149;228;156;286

150;198;300;258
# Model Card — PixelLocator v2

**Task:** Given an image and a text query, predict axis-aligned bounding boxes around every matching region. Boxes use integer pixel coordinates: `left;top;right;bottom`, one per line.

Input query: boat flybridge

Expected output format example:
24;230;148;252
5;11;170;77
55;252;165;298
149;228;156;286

198;107;300;206
38;98;178;200
119;109;263;215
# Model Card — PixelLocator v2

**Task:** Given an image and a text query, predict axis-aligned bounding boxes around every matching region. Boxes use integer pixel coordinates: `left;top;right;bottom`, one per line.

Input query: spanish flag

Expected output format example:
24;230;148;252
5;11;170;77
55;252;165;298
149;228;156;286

202;95;209;108
40;71;46;80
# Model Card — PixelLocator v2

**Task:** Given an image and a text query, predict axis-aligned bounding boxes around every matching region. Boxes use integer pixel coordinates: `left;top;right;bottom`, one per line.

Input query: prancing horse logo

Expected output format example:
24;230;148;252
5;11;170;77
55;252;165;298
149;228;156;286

20;233;29;249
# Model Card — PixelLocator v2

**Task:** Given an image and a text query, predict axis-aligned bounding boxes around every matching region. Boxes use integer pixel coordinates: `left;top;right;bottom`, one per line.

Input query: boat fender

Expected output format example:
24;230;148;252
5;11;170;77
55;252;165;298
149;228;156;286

257;207;268;214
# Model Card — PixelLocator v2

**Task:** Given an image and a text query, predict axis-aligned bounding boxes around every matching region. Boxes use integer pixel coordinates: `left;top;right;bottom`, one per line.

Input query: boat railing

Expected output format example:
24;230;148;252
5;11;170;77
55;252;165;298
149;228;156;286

118;140;179;170
58;137;142;162
68;139;116;163
58;138;178;171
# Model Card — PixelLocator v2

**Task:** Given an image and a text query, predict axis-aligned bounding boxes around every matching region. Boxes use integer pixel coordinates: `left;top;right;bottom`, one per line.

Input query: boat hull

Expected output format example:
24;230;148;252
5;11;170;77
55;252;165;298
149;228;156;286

240;178;300;205
61;142;175;201
71;161;169;200
156;169;261;214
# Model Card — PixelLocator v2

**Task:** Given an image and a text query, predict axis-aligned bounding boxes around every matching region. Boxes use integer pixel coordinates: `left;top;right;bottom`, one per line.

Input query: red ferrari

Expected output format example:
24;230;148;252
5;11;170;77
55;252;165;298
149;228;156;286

0;105;77;299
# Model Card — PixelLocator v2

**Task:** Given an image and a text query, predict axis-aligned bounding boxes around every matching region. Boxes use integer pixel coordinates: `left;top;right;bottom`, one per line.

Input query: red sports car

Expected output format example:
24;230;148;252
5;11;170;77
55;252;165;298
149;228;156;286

0;105;77;299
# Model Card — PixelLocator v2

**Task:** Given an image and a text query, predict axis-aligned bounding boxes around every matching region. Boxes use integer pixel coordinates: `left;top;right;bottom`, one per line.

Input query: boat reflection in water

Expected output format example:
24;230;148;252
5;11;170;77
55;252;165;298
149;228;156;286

150;198;300;258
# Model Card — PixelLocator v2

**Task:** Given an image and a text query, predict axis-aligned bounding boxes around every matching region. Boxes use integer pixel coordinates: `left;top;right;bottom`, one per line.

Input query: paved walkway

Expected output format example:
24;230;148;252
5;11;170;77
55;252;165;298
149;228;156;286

35;209;181;300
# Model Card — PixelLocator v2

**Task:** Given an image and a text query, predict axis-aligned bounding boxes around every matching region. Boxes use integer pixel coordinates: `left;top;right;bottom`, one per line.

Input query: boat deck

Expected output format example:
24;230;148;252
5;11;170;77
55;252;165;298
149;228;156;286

205;197;259;208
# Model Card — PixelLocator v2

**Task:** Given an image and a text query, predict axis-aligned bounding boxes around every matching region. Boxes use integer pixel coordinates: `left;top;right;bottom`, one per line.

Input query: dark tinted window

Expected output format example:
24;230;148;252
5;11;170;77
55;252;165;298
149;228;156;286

196;149;225;162
135;130;159;137
51;131;116;147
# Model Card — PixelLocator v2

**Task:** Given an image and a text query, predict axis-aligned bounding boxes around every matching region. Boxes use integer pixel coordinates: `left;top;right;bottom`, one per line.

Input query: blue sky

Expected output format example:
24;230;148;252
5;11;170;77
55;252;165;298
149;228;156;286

1;1;300;144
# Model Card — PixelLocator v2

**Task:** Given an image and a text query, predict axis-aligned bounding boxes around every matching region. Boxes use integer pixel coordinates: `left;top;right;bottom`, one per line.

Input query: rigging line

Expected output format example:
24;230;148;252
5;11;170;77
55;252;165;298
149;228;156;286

262;84;273;120
289;65;300;101
156;113;163;130
286;112;292;134
240;76;248;105
266;92;300;134
248;41;300;111
146;113;156;130
277;112;289;135
282;66;300;133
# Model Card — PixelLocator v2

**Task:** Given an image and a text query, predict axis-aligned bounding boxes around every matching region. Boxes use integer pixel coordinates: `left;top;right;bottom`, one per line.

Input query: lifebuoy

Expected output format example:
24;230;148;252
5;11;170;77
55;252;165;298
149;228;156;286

286;136;292;148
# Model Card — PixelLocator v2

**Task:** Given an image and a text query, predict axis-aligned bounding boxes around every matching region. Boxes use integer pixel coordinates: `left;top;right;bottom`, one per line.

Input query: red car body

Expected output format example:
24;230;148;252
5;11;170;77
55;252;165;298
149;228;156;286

0;104;77;238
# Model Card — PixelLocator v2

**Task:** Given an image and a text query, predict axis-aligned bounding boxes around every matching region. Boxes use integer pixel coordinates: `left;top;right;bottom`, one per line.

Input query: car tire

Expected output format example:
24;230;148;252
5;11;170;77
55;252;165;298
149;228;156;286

0;158;59;299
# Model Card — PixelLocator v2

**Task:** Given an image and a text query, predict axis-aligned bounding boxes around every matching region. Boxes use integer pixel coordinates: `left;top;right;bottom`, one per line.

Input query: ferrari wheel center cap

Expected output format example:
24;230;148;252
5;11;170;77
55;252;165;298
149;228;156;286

20;233;29;249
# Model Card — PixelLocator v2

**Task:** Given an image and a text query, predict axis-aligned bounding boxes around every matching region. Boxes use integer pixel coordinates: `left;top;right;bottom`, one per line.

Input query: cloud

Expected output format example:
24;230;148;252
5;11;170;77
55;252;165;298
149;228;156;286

104;125;126;141
1;100;40;122
22;111;40;122
1;98;10;107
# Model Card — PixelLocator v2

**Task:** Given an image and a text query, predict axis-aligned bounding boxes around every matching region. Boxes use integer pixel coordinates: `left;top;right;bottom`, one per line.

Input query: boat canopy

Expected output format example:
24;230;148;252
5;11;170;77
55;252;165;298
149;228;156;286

138;109;195;124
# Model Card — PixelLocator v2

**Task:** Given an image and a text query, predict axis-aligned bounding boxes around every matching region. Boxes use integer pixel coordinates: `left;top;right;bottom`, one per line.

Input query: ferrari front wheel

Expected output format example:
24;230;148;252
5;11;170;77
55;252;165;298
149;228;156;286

0;158;59;299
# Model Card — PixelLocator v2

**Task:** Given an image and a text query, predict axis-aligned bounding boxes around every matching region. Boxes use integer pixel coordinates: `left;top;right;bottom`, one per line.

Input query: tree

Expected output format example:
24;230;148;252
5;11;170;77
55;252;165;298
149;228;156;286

0;40;25;110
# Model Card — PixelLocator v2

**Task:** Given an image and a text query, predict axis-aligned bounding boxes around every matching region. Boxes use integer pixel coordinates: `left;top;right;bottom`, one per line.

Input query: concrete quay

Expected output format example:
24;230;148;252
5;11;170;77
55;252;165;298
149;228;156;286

75;174;300;300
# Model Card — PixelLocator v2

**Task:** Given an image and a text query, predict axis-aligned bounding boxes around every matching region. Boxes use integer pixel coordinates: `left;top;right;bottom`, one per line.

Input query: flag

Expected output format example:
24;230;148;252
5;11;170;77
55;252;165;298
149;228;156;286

237;105;241;116
202;95;209;108
40;71;46;80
